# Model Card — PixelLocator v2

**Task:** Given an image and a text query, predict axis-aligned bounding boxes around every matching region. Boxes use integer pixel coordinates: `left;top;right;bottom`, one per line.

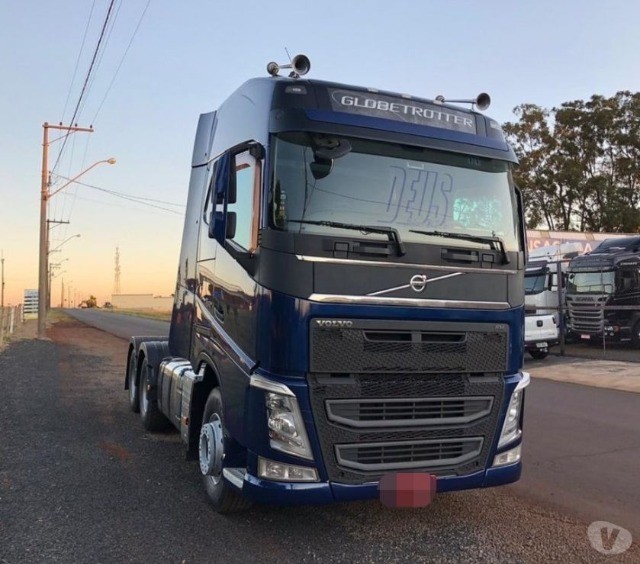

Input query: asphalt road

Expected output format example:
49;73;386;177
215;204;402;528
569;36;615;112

64;308;169;339
514;379;640;533
1;316;638;562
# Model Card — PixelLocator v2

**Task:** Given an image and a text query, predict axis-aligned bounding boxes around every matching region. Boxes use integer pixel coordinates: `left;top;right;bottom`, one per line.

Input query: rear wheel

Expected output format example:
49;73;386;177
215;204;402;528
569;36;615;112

200;388;251;513
529;348;549;360
139;356;170;431
127;352;140;413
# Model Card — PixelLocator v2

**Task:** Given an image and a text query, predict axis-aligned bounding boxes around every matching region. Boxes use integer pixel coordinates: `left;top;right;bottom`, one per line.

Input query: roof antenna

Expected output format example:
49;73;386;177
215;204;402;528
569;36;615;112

284;47;292;63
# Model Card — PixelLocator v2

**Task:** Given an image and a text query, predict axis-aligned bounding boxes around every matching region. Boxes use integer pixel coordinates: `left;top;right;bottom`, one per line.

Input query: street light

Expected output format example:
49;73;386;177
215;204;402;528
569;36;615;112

38;158;116;338
49;234;81;255
47;257;71;310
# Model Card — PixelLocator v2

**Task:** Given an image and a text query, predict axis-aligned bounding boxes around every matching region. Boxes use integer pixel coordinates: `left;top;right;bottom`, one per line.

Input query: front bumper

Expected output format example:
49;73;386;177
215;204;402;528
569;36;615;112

226;458;522;505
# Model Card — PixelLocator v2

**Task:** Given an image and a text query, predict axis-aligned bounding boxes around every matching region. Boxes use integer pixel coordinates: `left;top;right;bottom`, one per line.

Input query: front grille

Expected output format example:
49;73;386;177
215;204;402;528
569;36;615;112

568;304;604;332
326;397;494;428
310;319;508;373
308;372;505;483
335;438;484;472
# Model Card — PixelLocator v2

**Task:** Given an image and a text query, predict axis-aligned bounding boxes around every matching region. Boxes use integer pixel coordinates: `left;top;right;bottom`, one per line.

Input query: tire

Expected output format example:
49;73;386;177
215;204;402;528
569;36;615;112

127;352;140;413
139;356;170;431
200;388;251;513
632;320;640;349
529;348;549;360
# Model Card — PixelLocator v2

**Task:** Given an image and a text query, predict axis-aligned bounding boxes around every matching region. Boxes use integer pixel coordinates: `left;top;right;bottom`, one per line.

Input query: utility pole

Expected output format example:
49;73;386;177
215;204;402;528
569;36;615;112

0;250;4;344
61;277;64;308
47;219;69;311
114;246;121;295
38;122;93;338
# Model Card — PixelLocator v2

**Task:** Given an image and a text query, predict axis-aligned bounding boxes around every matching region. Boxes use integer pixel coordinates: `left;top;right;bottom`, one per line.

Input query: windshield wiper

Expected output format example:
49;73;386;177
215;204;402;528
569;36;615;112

287;219;406;256
409;229;510;264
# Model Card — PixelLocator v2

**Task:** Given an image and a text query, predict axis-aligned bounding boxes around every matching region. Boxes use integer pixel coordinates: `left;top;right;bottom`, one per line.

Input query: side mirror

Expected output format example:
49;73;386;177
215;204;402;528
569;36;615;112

208;209;216;239
228;171;237;204
226;212;236;240
310;157;333;180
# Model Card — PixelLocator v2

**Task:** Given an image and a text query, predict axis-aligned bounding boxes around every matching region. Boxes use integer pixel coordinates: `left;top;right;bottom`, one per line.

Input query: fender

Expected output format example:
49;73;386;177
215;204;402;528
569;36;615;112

124;336;168;391
137;340;171;395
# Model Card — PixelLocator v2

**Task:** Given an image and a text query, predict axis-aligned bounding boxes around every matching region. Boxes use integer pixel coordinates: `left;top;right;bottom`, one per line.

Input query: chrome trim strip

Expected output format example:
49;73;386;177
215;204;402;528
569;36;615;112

515;371;531;392
308;293;511;310
296;254;518;275
367;272;464;296
222;468;246;489
249;374;296;397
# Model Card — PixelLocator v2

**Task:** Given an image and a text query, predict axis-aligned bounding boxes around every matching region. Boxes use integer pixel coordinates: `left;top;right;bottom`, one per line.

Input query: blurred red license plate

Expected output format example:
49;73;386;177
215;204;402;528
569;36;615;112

378;472;437;508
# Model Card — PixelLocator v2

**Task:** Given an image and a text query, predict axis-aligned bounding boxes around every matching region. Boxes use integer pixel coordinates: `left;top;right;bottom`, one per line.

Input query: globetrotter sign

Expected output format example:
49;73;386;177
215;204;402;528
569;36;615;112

328;88;477;134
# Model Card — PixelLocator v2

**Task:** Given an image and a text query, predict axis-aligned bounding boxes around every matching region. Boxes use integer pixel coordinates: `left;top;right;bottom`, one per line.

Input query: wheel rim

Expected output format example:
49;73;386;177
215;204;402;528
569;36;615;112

199;414;224;485
129;357;137;403
140;369;149;414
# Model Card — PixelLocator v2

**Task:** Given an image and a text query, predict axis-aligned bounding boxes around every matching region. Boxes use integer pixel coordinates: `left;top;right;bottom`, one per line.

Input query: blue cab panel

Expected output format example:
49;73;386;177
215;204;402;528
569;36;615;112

156;72;528;508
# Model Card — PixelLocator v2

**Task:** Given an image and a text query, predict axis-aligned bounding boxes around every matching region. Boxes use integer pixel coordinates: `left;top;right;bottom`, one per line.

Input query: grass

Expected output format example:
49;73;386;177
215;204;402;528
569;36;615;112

102;308;171;322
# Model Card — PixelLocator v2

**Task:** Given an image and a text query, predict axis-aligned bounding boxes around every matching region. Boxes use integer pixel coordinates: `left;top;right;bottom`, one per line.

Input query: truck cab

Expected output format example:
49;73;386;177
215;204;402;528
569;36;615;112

566;236;640;345
523;244;580;358
125;61;529;512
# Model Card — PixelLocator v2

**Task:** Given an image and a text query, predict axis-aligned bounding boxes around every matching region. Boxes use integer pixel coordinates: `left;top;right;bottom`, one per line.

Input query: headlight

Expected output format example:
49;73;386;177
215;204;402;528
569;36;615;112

265;392;313;460
497;373;529;448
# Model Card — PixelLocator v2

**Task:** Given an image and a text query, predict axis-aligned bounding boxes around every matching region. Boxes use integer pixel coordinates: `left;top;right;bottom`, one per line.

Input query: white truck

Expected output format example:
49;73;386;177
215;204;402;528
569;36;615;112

524;244;581;359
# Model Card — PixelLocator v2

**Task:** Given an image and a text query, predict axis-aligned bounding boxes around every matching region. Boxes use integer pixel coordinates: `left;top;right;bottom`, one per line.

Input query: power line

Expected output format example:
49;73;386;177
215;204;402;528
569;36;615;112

60;0;97;124
52;174;185;214
92;0;151;124
51;0;117;175
76;0;123;119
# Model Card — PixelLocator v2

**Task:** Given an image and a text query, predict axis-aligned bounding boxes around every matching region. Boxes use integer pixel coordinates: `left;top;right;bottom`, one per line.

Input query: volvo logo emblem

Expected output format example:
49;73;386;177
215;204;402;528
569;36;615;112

366;271;464;297
315;319;353;328
409;274;428;293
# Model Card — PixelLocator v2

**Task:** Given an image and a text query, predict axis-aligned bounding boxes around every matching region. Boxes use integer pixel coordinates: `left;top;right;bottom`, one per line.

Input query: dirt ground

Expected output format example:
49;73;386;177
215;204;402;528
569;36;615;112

2;315;638;563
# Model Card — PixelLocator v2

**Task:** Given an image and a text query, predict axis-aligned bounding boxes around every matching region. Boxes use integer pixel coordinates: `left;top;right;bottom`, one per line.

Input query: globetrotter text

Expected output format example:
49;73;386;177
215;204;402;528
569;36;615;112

337;94;474;129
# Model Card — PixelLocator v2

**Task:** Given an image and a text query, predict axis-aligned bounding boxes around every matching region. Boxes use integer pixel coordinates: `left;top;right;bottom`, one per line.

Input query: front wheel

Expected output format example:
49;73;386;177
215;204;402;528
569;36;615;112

529;348;549;360
200;388;251;513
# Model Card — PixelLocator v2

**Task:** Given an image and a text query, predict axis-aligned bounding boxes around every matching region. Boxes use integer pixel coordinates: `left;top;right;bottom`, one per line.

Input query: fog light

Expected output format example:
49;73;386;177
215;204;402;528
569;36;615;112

493;445;521;467
258;457;319;482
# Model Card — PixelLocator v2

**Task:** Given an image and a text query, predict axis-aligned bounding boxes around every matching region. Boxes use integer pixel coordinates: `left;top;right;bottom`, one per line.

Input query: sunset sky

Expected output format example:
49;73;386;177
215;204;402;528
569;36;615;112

1;0;639;306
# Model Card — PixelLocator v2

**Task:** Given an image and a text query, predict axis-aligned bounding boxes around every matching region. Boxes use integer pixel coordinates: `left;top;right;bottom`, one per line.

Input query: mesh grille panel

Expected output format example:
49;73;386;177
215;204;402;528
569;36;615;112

310;320;508;373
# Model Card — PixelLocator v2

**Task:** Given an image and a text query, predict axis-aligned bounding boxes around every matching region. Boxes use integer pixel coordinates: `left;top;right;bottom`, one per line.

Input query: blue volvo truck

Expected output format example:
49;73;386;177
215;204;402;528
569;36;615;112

126;56;530;512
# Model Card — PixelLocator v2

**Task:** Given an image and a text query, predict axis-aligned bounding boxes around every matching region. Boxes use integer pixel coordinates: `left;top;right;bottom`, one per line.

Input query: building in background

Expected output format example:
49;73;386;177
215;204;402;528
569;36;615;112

23;289;38;319
110;293;172;312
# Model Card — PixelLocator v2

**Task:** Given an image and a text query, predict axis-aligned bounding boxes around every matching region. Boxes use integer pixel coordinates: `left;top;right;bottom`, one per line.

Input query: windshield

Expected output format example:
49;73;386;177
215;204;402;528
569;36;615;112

525;274;546;295
271;132;520;251
567;271;615;294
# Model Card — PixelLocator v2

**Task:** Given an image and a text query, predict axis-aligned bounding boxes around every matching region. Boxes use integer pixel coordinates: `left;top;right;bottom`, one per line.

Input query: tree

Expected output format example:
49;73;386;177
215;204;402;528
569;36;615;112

86;295;97;308
504;92;640;233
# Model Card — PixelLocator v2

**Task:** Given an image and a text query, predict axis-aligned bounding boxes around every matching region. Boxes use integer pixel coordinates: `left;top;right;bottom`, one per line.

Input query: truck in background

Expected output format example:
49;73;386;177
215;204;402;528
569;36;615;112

124;56;529;512
566;236;640;346
523;243;581;358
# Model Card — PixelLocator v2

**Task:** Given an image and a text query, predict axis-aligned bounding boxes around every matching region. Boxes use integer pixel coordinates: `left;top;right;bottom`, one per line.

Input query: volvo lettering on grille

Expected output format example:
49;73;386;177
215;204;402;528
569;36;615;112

316;319;353;328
